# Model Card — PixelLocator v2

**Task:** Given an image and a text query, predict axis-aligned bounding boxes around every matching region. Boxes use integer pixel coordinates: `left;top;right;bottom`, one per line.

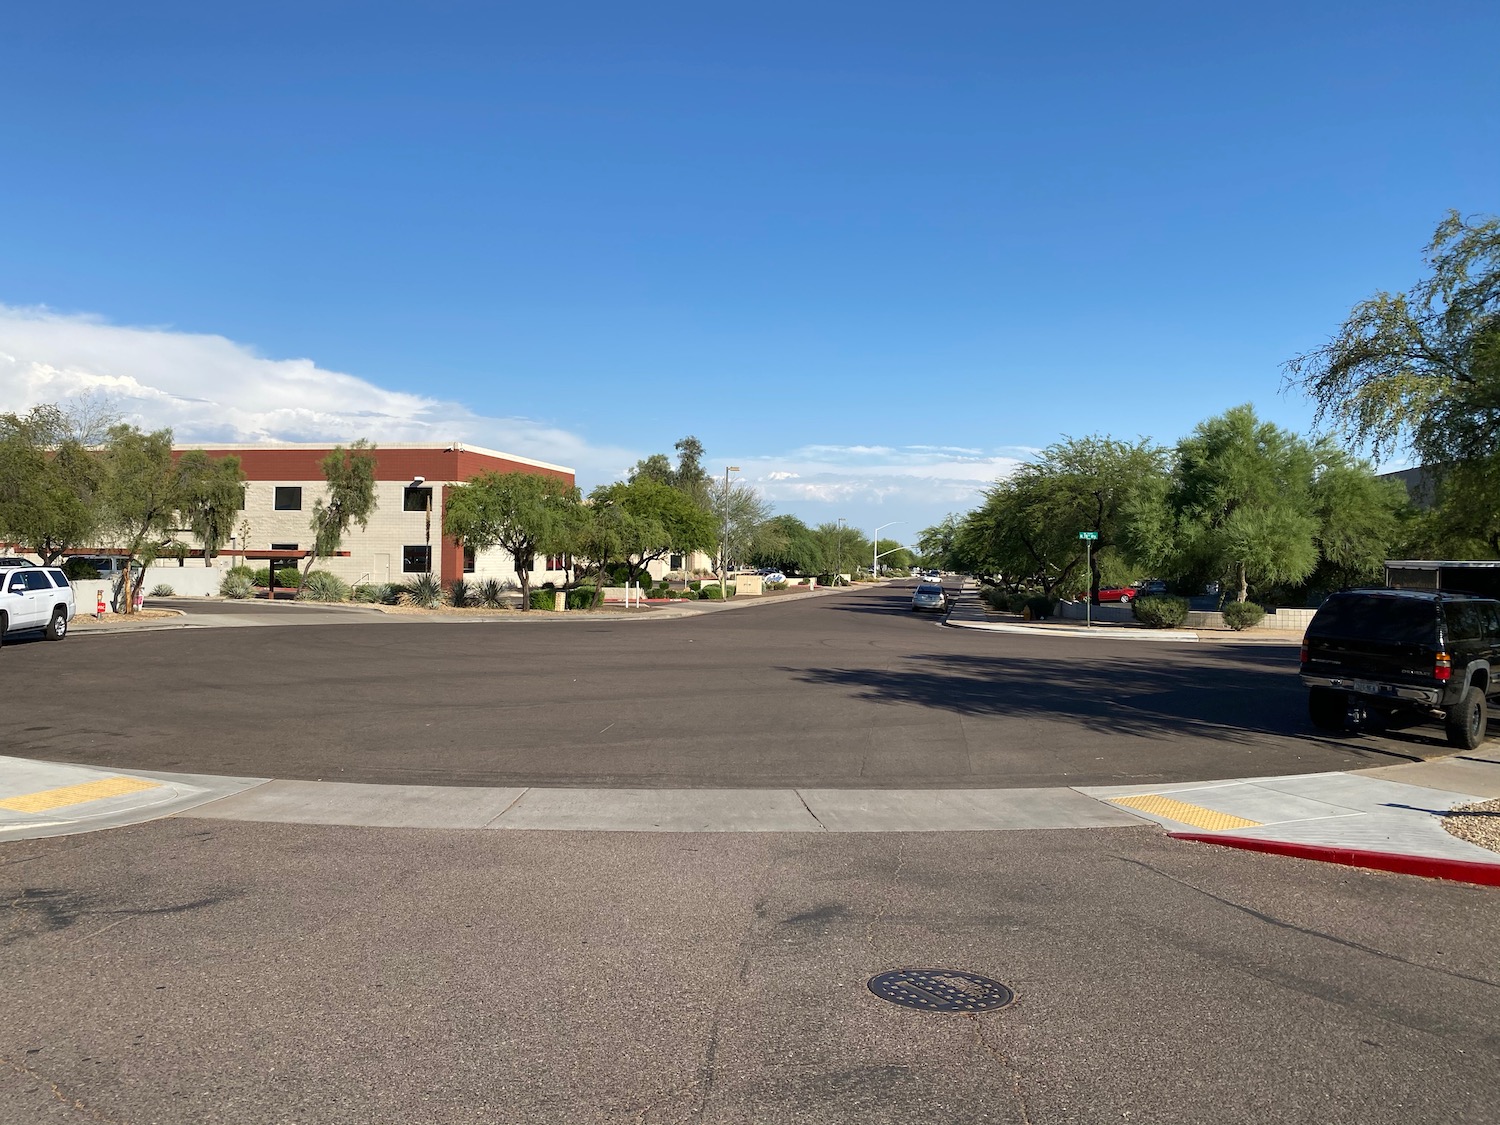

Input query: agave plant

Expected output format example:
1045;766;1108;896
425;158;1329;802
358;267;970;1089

479;578;506;609
449;577;471;608
402;573;445;609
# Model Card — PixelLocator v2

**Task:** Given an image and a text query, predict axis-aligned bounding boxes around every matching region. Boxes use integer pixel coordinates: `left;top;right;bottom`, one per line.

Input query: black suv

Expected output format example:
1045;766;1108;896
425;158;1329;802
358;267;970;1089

1300;588;1498;750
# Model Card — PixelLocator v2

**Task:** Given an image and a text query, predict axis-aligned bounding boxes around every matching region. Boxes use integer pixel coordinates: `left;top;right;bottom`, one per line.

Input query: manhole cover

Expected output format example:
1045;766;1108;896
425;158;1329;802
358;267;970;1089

867;969;1015;1013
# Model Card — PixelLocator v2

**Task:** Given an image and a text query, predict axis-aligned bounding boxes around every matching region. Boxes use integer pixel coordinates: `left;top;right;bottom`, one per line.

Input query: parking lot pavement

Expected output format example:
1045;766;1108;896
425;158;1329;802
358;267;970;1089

3;819;1496;1125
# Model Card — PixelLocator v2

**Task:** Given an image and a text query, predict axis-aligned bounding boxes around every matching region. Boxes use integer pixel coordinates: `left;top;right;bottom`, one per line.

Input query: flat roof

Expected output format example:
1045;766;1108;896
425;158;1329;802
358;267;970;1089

172;441;573;476
1386;560;1500;569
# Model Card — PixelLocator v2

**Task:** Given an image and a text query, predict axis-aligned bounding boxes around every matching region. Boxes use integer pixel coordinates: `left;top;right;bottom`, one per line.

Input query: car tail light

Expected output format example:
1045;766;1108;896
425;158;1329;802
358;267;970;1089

1299;640;1308;666
1434;651;1451;681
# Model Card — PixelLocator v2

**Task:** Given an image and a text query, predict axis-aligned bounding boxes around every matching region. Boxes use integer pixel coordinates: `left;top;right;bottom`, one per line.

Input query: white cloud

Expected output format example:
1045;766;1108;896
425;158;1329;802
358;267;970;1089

0;304;636;480
0;304;1027;530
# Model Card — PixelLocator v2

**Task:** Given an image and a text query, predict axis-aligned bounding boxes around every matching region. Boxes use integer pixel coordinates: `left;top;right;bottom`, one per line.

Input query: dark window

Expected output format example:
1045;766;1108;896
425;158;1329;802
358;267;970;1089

403;545;431;573
47;570;69;588
404;486;432;513
1446;603;1489;644
670;553;683;570
545;554;569;571
1310;595;1440;646
7;574;25;593
463;546;476;573
274;486;302;511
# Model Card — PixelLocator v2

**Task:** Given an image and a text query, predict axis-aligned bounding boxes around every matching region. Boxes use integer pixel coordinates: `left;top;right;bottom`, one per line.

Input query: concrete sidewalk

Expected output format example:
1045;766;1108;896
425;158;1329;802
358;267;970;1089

4;750;1499;885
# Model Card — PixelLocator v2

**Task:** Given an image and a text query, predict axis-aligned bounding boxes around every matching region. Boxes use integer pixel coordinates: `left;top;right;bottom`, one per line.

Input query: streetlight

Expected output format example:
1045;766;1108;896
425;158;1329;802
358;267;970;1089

720;466;739;599
872;521;903;579
836;518;846;583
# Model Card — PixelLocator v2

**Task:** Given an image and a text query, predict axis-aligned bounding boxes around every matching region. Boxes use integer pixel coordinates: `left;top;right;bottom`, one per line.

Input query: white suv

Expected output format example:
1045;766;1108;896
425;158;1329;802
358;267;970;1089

0;565;76;646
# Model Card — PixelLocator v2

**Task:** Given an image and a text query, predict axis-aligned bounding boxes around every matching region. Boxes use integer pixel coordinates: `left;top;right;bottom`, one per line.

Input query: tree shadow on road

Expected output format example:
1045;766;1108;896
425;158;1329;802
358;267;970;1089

784;650;1417;756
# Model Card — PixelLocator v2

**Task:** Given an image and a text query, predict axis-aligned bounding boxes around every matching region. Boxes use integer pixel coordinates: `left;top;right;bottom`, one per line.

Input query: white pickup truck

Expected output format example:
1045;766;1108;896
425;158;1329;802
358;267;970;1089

0;564;76;646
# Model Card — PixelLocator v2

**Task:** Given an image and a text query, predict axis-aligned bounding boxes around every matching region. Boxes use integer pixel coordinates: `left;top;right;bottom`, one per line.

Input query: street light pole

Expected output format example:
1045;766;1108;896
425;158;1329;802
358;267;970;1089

872;521;902;580
720;466;739;599
836;517;845;583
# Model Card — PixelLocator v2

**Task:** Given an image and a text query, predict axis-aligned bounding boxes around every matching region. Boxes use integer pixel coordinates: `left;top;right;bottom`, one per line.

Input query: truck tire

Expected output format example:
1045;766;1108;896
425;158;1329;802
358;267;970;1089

44;607;68;641
1308;687;1346;731
1444;685;1488;750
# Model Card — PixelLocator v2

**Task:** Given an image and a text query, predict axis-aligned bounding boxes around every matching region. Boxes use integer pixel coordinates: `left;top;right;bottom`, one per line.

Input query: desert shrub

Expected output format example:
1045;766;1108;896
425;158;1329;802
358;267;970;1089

766;581;787;591
980;587;1008;611
276;567;303;589
678;588;699;601
450;577;472;608
402;573;445;609
567;586;598;609
63;559;101;580
298;571;350;602
530;588;557;610
700;585;724;600
148;583;175;597
351;584;381;603
1023;595;1053;620
1221;600;1266;631
251;567;271;587
220;573;254;599
478;578;506;608
226;564;255;580
1133;595;1190;629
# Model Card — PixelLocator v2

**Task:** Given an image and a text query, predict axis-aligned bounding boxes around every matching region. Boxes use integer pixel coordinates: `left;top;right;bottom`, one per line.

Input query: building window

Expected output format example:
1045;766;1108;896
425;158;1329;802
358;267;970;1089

670;553;683;571
545;554;569;572
274;486;302;511
463;546;475;573
403;545;431;573
404;486;432;512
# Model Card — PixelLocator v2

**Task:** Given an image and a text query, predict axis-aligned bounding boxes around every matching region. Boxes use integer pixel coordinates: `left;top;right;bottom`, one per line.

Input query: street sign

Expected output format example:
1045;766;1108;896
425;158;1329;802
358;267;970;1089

1078;531;1099;540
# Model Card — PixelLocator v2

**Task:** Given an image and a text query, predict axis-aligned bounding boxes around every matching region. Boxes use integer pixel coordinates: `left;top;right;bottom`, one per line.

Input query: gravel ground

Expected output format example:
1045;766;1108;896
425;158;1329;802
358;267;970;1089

1443;797;1500;853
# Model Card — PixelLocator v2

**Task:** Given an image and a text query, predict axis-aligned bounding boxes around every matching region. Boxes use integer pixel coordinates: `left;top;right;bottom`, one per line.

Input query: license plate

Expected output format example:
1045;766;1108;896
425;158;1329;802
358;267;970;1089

1351;680;1394;696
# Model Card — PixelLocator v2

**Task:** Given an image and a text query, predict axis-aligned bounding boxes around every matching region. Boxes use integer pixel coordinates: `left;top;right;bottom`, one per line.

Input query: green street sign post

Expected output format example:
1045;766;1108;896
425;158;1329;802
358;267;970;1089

1078;532;1099;627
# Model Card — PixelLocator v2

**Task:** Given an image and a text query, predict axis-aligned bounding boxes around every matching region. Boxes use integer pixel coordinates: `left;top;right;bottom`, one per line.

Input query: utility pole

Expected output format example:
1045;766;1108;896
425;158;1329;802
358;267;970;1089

720;466;739;599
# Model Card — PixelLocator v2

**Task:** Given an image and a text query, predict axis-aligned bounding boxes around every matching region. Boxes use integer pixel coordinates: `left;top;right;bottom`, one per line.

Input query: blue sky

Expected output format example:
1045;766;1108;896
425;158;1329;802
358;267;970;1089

2;2;1496;541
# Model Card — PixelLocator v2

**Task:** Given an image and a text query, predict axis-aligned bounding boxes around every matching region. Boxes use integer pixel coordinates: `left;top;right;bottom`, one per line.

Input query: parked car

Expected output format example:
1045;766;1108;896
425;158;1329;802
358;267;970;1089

1094;585;1137;604
1137;580;1169;597
1300;588;1500;749
912;584;948;613
0;564;76;646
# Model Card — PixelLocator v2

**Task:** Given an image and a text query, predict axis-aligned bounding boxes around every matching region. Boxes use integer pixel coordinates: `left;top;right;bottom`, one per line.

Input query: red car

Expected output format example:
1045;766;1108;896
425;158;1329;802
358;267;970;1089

1093;585;1137;604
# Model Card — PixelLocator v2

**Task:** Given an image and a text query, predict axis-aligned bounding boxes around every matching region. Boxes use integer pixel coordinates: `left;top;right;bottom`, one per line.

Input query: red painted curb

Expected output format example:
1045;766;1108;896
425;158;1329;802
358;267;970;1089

1168;831;1500;887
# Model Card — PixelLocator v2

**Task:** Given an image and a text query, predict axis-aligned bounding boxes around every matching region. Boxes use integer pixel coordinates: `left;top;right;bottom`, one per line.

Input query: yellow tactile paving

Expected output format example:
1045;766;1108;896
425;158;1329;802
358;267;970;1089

1110;793;1262;832
0;776;161;814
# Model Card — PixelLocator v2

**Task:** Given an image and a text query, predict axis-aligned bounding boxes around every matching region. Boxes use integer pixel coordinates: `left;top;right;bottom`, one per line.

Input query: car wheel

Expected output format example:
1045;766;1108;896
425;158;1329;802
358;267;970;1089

45;607;68;641
1444;685;1488;750
1119;593;1132;604
1308;687;1347;732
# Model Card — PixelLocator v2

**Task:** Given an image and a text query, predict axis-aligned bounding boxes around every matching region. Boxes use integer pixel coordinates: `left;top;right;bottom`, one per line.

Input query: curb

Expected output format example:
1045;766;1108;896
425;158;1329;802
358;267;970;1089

1168;830;1500;887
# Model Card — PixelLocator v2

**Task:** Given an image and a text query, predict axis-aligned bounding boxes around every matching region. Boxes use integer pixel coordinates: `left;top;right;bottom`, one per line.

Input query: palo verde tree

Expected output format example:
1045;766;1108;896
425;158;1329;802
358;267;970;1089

707;475;776;580
177;450;246;566
98;425;196;612
1285;209;1500;555
443;470;580;610
302;441;379;580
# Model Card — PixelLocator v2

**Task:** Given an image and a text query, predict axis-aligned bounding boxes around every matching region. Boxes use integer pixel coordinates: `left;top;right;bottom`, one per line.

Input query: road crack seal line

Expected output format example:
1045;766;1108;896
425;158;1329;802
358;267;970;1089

0;1054;131;1124
1115;855;1500;990
864;837;908;955
966;1015;1034;1125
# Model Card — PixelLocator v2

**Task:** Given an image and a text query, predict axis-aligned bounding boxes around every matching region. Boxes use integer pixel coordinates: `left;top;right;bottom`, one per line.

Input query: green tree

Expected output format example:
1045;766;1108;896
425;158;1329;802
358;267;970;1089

1157;406;1320;603
1306;445;1410;589
1286;210;1500;554
916;515;962;571
177;451;245;566
708;476;776;583
0;406;106;564
99;425;198;612
590;477;715;588
302;441;379;581
444;471;579;610
745;515;822;574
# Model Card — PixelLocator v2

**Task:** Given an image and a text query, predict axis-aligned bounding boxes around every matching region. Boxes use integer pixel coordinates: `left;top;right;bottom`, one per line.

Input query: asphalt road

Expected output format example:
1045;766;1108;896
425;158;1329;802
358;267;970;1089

3;818;1497;1125
4;582;1400;788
